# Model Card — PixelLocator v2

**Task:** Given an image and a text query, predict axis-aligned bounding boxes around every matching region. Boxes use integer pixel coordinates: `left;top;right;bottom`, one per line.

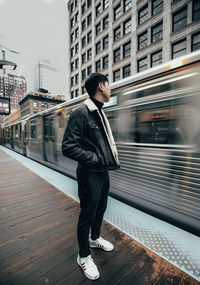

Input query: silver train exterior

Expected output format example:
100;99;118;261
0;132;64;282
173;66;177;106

1;51;200;235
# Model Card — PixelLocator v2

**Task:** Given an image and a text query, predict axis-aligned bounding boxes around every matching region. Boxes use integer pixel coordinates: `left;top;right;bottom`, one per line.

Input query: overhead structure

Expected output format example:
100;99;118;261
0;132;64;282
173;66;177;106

0;60;17;71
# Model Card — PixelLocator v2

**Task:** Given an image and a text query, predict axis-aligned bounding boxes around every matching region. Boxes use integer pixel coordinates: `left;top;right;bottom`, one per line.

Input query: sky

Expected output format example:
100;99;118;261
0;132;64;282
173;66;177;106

0;0;69;96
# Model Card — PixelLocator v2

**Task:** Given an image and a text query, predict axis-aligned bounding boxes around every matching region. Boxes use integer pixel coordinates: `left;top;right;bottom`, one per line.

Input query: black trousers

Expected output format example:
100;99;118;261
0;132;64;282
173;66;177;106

76;167;110;257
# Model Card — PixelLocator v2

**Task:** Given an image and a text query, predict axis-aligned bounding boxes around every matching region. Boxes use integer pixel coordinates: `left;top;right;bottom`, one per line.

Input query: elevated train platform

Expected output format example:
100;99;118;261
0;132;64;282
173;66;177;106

0;146;199;285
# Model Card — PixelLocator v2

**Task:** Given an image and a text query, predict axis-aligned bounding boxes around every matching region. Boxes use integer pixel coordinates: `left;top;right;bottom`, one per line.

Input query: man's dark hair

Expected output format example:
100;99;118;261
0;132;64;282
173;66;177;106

85;73;108;97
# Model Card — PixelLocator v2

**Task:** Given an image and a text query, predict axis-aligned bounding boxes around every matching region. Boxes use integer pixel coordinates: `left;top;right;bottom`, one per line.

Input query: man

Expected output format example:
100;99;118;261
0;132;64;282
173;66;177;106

62;73;120;280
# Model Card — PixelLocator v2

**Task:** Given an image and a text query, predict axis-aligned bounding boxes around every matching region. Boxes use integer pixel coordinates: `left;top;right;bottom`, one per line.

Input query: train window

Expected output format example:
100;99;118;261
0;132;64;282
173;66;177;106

123;100;200;146
30;120;36;139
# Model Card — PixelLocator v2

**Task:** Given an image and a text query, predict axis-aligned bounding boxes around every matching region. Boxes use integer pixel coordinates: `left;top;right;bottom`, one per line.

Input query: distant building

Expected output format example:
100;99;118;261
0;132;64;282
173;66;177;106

0;73;27;109
67;0;200;99
19;91;65;119
34;62;61;96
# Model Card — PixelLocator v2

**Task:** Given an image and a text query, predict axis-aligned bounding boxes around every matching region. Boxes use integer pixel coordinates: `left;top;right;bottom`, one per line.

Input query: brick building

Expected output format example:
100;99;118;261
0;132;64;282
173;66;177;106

19;91;65;119
0;73;27;109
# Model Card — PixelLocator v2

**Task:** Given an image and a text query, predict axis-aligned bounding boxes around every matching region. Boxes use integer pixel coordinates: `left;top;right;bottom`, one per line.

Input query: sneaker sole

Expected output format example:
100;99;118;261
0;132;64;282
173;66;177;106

77;258;100;280
90;244;114;251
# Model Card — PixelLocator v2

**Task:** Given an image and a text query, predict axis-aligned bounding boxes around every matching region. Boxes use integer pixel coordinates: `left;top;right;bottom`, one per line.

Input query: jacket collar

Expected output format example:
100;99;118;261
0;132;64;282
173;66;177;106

84;98;98;112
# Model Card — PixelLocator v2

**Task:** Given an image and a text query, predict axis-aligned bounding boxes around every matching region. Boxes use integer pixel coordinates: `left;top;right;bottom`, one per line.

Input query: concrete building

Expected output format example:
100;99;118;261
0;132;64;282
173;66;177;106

67;0;200;99
33;62;67;97
19;91;65;120
0;73;27;109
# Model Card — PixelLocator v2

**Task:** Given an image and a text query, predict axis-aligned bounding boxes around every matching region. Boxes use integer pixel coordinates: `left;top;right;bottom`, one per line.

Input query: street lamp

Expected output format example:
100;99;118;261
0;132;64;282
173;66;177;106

0;59;17;70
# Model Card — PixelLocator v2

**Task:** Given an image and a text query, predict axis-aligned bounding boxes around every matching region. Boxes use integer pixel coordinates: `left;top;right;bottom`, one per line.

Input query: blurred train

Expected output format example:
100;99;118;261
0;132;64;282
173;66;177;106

1;51;200;235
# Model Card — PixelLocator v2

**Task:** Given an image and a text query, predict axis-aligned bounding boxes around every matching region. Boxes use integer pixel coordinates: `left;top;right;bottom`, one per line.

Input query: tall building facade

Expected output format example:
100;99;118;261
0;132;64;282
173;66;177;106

0;73;27;109
67;0;200;99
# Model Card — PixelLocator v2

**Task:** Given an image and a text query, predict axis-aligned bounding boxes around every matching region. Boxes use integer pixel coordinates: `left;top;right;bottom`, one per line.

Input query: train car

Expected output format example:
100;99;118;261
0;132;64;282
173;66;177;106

2;50;200;235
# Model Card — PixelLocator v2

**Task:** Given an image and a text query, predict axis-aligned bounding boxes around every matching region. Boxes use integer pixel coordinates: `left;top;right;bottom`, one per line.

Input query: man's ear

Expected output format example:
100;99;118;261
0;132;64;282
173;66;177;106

98;82;104;92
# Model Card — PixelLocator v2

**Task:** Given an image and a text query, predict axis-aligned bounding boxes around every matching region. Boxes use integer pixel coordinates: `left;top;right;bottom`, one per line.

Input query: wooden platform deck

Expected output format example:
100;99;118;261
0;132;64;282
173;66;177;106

0;149;198;285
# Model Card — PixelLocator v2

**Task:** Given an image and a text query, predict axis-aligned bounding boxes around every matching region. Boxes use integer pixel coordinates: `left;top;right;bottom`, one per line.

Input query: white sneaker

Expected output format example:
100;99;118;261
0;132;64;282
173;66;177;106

89;236;114;251
77;254;100;280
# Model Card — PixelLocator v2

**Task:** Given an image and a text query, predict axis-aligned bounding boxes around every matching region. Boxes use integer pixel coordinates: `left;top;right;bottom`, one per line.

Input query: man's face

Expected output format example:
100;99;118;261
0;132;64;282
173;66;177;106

99;81;111;102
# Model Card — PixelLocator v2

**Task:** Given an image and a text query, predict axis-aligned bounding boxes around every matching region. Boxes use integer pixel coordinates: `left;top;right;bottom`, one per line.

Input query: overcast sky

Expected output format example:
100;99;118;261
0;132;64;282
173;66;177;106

0;0;68;96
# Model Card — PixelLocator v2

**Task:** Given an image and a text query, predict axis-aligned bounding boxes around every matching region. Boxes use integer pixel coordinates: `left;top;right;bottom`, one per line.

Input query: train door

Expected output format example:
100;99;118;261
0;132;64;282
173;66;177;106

22;120;27;155
43;115;57;164
10;126;13;149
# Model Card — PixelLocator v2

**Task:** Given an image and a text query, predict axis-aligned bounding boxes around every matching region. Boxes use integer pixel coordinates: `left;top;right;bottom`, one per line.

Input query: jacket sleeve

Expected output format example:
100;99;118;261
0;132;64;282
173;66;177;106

62;109;98;166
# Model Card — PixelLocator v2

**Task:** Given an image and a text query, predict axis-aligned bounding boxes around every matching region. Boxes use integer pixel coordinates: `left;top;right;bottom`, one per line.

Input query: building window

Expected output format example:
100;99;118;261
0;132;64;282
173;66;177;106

114;26;121;41
75;89;79;97
192;32;200;51
114;4;121;20
33;101;38;107
103;35;109;49
71;91;74;99
82;86;86;94
33;109;38;114
71;61;75;71
87;0;92;8
82;36;86;48
71;47;75;57
96;3;101;17
41;103;48;108
138;57;147;72
87;13;92;26
151;50;162;67
193;0;200;21
151;22;163;43
113;69;120;82
96;23;101;36
71;32;75;43
152;0;163;16
82;69;86;80
82;19;86;31
138;4;148;25
75;12;79;22
114;48;120;63
87;31;92;43
96;60;101;72
123;18;131;35
96;41;101;54
123;41;131;57
71;2;75;13
87;65;92;76
71;17;75;28
82;53;86;64
124;0;131;12
87;48;92;60
81;86;86;94
103;15;109;30
82;3;86;15
173;6;187;32
75;43;79;53
172;39;186;59
138;31;148;50
75;73;79;84
71;76;75;86
103;55;109;69
75;58;79;68
75;28;79;38
103;0;109;9
123;64;131;78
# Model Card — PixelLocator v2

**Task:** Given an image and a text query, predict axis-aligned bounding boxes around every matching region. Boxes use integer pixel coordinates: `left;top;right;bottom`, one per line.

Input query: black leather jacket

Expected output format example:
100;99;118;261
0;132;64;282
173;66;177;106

62;99;120;171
